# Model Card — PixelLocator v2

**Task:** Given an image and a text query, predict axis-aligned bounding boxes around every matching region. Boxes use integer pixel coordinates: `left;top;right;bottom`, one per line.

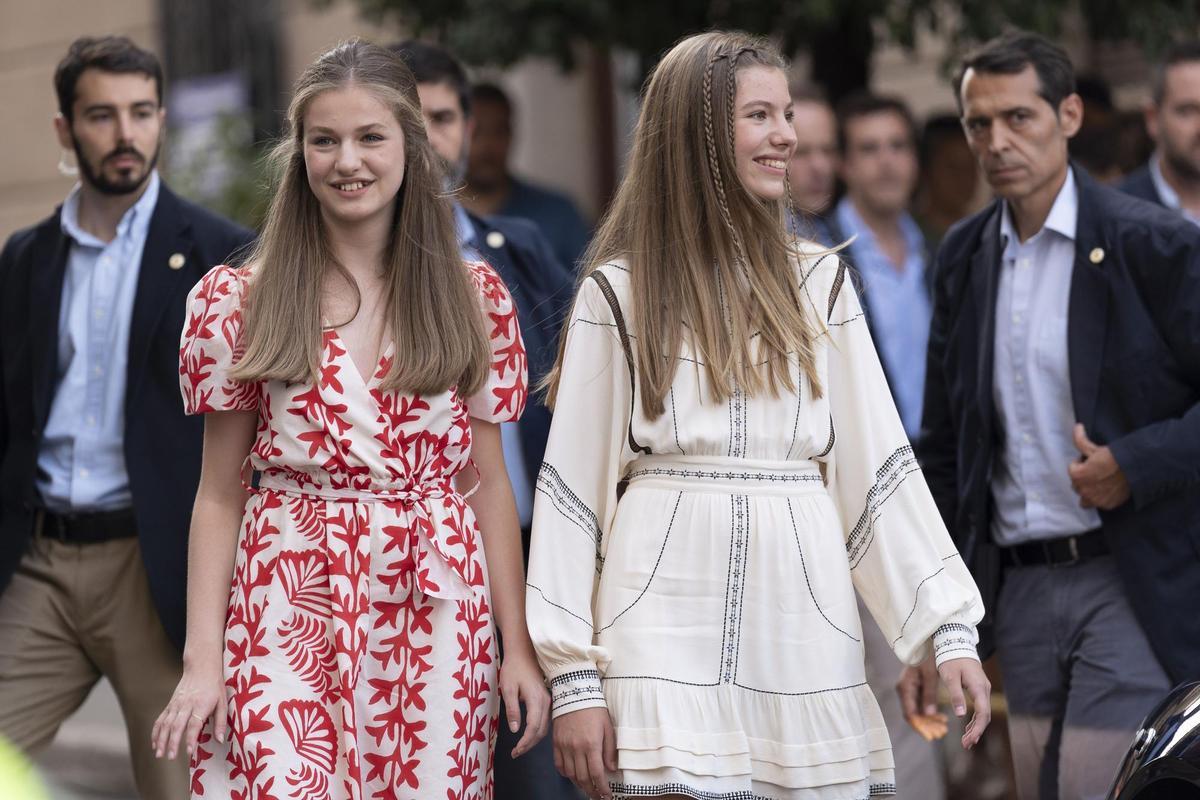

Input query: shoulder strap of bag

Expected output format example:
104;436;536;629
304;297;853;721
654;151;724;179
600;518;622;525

588;270;652;455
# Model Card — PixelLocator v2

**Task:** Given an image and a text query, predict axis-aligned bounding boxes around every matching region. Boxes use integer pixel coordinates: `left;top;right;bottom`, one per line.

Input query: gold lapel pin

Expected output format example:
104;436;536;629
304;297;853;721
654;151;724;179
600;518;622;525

1089;247;1104;265
485;231;505;249
168;252;186;270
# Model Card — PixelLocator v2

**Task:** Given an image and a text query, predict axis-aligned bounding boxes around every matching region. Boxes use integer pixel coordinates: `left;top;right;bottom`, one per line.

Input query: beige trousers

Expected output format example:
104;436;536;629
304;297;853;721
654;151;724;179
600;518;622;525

0;534;188;800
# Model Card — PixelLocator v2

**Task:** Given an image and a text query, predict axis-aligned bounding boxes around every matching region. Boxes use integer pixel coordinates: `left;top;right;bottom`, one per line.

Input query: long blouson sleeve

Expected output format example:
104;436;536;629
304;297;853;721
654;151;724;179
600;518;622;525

818;261;984;668
526;277;633;719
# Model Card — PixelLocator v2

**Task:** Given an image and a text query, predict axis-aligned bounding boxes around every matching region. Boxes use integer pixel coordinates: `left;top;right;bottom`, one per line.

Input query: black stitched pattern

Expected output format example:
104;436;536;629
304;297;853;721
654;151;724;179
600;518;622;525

721;495;750;683
845;446;921;568
892;567;947;647
526;583;593;629
550;667;605;714
817;414;835;459
596;492;683;633
670;386;686;454
828;261;847;320
786;499;860;642
550;669;600;687
625;467;822;484
535;464;603;557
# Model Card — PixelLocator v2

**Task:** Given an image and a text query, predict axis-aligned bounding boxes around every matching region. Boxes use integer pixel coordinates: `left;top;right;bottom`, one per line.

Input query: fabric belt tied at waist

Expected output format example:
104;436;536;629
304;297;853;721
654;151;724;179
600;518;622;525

623;455;826;494
254;473;479;698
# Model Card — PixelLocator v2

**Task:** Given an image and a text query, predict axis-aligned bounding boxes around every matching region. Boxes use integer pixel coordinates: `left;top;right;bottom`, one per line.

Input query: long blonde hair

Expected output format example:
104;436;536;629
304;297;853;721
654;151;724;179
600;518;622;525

231;39;489;396
546;30;823;418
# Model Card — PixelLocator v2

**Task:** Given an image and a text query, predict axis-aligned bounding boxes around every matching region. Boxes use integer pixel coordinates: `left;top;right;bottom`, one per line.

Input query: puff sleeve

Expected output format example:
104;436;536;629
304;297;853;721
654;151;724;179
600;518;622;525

817;258;984;667
464;261;527;423
179;265;259;415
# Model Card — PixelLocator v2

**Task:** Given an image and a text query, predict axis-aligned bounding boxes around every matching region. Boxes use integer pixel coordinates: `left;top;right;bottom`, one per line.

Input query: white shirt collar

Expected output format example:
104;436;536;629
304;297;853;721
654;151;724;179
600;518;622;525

1000;167;1078;254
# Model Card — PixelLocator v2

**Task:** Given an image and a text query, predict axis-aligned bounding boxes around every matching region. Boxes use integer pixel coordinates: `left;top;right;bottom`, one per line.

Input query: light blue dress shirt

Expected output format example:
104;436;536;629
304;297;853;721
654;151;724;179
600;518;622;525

991;169;1102;545
454;203;534;529
835;198;931;440
1150;153;1200;227
37;172;161;512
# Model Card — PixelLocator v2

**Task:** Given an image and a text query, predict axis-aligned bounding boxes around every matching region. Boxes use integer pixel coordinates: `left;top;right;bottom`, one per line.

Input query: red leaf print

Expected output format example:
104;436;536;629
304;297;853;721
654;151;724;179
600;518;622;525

278;700;338;774
277;612;338;705
286;497;325;544
285;763;331;800
276;551;332;616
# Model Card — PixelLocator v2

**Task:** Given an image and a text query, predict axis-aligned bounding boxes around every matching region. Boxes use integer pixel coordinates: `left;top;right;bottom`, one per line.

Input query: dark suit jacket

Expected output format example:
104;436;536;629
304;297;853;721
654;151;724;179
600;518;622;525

1119;164;1165;207
0;185;253;651
466;211;574;517
918;168;1200;683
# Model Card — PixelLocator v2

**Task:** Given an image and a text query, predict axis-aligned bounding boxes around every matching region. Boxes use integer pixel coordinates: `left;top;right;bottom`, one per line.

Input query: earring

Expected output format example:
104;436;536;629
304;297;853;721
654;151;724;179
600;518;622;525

57;149;78;177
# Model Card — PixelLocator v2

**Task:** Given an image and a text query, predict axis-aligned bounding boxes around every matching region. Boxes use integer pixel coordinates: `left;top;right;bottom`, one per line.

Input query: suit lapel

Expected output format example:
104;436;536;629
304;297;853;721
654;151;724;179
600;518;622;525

29;215;72;428
127;187;192;403
971;202;1004;432
1067;177;1109;434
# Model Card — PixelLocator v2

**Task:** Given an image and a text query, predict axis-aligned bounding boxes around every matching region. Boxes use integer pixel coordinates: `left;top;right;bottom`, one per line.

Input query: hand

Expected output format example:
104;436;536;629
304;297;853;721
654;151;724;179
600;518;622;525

151;655;226;760
1068;424;1131;510
553;706;617;800
897;655;940;720
499;650;552;758
937;657;992;750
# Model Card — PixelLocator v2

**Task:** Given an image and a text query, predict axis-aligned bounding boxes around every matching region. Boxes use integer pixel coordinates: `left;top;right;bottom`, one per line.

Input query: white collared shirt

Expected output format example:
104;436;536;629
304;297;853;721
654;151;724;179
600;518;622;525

37;172;161;512
991;168;1102;545
1149;153;1200;227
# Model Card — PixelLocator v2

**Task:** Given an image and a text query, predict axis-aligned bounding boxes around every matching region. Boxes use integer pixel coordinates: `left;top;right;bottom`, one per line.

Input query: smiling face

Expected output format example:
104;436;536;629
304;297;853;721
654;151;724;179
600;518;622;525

54;69;163;195
959;64;1080;202
733;65;797;201
303;85;407;228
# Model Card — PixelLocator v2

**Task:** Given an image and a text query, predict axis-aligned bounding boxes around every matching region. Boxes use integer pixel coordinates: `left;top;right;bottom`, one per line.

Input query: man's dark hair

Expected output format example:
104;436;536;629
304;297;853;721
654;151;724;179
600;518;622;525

471;82;512;117
54;36;163;121
919;113;966;170
388;40;471;116
954;31;1076;115
835;92;917;154
1152;40;1200;106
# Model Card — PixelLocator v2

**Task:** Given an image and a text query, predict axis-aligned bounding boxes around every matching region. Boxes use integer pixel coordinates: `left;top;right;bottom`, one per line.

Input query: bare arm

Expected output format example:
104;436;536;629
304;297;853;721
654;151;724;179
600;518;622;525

462;418;550;757
152;409;257;759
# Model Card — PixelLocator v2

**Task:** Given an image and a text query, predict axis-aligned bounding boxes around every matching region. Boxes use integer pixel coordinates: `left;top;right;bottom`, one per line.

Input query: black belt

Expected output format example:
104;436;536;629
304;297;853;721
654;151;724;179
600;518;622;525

1000;529;1107;568
35;507;137;544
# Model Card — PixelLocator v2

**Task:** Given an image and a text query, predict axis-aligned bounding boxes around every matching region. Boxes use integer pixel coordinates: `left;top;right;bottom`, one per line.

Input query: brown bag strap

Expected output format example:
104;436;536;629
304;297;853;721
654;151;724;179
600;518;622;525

588;271;652;455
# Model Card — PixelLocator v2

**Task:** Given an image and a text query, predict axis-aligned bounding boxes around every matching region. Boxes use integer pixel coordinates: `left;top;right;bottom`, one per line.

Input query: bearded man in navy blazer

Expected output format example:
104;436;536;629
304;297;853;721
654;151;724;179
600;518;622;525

0;36;252;797
898;31;1200;800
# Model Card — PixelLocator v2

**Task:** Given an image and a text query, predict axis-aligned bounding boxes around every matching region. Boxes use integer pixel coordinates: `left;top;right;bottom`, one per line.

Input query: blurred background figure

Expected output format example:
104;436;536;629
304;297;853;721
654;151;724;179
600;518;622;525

915;113;982;250
787;82;842;246
1070;74;1126;183
464;82;591;270
831;92;947;800
1121;40;1200;224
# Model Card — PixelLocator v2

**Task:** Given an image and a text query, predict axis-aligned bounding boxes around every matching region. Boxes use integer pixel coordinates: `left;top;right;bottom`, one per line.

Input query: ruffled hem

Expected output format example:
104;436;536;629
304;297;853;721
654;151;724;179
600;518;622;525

609;766;896;799
604;677;894;793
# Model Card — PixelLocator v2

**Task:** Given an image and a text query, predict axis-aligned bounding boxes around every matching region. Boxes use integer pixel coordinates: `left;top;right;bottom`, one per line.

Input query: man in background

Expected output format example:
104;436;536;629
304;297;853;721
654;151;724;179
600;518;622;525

463;82;591;270
787;83;843;246
1121;40;1200;224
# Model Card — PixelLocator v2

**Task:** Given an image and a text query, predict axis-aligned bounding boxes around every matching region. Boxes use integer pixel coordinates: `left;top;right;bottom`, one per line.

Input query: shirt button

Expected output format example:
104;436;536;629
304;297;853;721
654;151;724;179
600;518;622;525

1015;374;1024;384
87;415;97;426
1023;434;1032;443
79;468;90;478
93;365;103;376
94;309;104;320
1018;258;1030;268
1013;314;1022;324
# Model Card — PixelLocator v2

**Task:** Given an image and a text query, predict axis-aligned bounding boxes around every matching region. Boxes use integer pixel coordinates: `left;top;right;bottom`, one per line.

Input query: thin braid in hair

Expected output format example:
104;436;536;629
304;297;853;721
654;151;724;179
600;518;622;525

702;49;750;271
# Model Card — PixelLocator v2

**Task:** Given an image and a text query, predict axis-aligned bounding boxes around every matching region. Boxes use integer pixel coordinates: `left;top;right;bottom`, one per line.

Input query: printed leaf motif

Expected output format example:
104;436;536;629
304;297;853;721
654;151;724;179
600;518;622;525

278;700;338;774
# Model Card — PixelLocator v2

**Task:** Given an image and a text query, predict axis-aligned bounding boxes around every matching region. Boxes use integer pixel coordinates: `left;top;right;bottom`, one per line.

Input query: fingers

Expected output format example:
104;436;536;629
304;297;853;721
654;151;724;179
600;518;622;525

1080;424;1099;455
184;708;207;757
214;692;229;744
586;741;611;800
943;666;967;718
603;715;618;772
919;660;939;716
896;668;920;718
502;680;522;735
963;672;993;750
572;749;598;799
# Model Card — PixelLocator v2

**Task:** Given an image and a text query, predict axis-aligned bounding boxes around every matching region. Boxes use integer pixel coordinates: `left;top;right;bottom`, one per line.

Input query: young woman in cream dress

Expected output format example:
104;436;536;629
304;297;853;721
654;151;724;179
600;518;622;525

526;31;991;800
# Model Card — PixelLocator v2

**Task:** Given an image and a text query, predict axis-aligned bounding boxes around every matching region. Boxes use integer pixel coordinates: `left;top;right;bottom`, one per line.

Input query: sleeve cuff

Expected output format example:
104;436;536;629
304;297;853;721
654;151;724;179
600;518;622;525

549;666;607;719
932;622;980;667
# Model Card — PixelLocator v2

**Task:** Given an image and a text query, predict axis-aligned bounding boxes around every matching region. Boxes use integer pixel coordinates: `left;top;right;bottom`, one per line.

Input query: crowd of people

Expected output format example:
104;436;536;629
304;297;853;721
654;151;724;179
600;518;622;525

0;24;1197;800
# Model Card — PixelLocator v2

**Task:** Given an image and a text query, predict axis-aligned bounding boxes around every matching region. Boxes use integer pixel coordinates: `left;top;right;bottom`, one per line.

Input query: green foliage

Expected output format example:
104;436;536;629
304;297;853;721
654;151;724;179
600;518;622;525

166;113;273;230
327;0;1199;69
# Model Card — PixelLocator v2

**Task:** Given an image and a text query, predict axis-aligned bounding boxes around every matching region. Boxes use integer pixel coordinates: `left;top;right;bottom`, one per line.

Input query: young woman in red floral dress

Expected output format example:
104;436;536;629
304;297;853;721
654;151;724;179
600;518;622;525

151;40;549;800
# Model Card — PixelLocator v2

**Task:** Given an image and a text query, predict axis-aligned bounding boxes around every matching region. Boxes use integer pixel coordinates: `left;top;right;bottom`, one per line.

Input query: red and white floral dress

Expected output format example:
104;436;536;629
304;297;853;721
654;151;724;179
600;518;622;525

178;262;526;800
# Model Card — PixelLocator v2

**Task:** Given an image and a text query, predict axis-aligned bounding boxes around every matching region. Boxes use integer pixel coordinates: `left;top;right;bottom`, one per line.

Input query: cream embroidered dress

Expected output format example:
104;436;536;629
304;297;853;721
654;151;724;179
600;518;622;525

526;249;984;800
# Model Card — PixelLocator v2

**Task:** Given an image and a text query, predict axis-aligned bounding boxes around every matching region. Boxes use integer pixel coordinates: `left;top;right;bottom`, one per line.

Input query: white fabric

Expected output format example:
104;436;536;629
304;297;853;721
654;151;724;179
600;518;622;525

526;250;983;799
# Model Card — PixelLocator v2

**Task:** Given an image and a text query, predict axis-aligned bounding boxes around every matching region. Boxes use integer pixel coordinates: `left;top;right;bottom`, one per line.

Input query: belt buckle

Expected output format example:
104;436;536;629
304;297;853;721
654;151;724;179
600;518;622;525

1049;536;1081;569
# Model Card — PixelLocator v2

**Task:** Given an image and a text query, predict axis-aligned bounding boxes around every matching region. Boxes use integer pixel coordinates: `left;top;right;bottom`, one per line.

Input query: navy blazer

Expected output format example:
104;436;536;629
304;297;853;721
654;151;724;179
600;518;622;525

918;168;1200;683
1119;163;1165;207
0;185;253;651
466;211;574;521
